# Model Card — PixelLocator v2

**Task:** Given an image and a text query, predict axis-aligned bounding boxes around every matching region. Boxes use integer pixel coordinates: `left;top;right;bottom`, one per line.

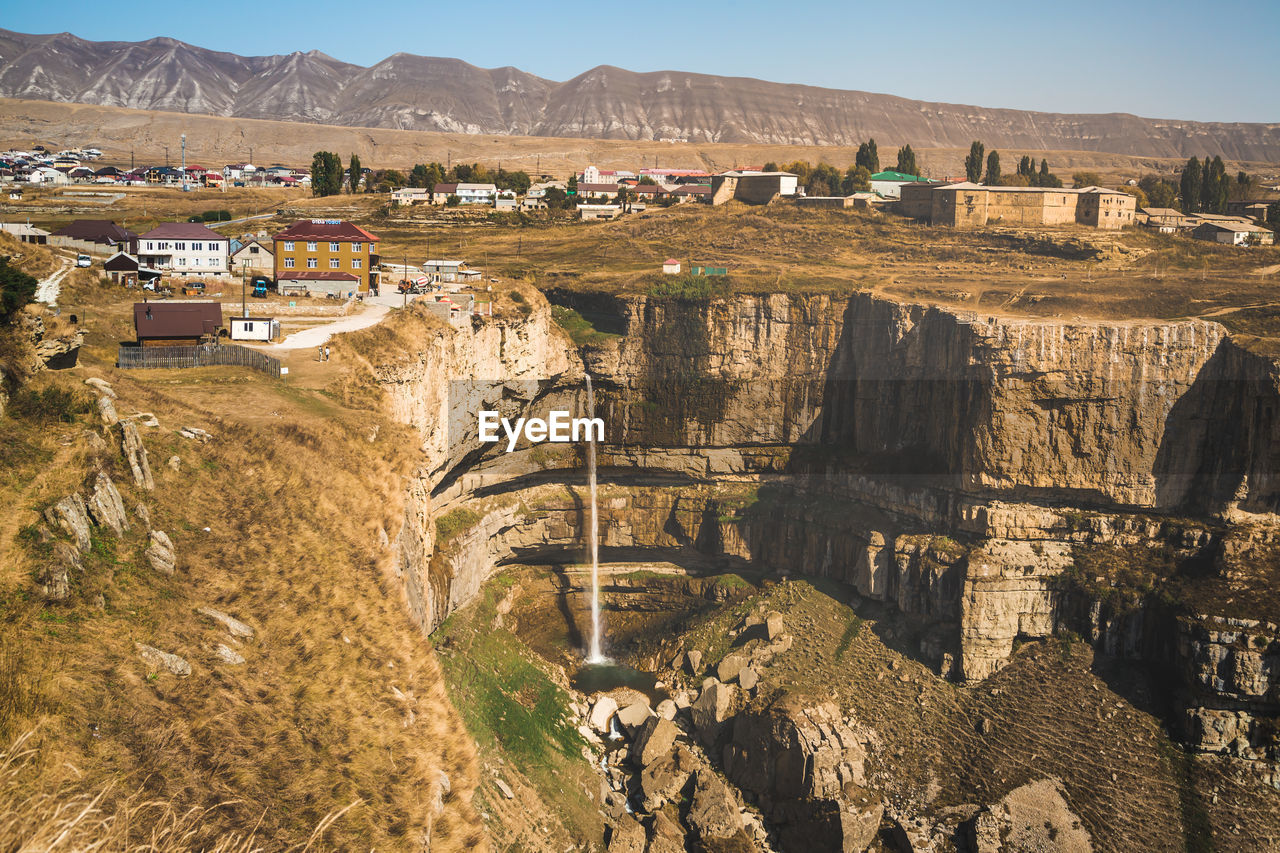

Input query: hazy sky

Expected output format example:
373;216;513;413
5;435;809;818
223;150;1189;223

5;0;1278;122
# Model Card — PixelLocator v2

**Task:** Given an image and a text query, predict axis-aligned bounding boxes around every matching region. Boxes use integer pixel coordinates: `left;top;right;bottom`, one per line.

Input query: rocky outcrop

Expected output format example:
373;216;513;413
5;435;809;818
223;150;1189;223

136;643;192;676
145;530;176;575
120;420;155;490
969;778;1092;853
725;699;881;852
86;471;129;537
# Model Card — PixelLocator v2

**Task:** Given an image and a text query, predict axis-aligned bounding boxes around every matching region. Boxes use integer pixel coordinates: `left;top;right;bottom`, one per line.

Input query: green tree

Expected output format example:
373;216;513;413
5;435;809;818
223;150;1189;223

1138;175;1178;209
495;169;531;194
309;151;343;197
567;174;578;194
1037;159;1063;188
0;255;38;323
965;141;984;183
1180;157;1202;213
895;145;918;177
408;164;430;188
1120;185;1148;208
983;150;1001;185
762;161;779;172
348;154;361;194
1266;201;1280;232
1201;156;1228;214
1071;171;1103;188
1017;155;1033;177
379;169;405;190
855;139;880;174
638;175;657;185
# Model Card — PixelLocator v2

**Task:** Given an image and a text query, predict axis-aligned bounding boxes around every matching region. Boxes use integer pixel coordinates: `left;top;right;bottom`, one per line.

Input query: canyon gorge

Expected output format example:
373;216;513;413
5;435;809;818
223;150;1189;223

344;283;1280;850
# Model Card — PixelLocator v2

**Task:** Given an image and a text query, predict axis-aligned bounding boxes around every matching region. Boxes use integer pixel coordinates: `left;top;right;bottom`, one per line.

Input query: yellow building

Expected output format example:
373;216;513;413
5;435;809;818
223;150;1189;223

272;219;380;294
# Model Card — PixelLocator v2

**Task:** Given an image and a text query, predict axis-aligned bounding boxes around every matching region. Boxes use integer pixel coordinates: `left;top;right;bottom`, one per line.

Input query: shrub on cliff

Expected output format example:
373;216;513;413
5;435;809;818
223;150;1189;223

0;257;38;324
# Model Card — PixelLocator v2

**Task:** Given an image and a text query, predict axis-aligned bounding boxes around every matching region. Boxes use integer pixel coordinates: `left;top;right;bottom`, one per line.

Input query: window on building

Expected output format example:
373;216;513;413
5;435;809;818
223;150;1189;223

249;245;259;254
353;242;363;252
192;242;201;251
193;258;201;267
329;258;340;269
352;259;362;269
283;241;294;251
330;242;340;251
307;258;317;268
284;258;295;269
176;242;186;251
209;259;218;267
307;242;316;251
177;258;185;266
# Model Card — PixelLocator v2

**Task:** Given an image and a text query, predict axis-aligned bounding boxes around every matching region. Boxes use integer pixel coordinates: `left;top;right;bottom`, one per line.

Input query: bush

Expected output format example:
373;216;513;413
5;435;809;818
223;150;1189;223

0;257;38;323
647;275;728;301
6;386;94;423
435;507;481;548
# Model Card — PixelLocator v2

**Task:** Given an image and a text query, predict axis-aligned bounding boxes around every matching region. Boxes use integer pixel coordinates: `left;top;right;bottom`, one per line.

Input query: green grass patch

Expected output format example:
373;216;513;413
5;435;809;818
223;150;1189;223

647;274;729;301
550;305;622;347
835;613;864;659
5;386;94;423
435;507;481;548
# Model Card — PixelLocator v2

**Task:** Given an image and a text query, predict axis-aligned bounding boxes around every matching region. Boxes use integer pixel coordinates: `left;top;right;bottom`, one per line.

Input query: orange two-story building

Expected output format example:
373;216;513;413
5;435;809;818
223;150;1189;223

272;220;380;296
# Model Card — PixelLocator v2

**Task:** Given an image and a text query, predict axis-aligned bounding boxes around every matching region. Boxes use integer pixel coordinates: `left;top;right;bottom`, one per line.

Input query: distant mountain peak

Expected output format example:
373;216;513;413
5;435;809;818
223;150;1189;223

0;29;1275;160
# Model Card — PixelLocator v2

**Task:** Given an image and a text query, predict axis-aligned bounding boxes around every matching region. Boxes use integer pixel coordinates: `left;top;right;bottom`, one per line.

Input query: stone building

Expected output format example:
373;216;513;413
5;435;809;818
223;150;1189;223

710;171;799;205
899;182;1136;229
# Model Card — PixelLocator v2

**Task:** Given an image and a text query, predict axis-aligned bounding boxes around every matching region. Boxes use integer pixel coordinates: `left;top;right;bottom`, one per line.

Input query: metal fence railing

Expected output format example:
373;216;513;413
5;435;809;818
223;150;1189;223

116;343;283;378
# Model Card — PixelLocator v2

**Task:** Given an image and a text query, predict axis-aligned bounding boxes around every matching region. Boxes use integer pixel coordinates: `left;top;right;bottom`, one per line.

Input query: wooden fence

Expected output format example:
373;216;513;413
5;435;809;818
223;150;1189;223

117;343;282;378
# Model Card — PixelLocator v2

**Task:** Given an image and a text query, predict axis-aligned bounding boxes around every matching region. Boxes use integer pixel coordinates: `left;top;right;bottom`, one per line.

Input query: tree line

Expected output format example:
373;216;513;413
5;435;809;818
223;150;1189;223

963;142;1064;187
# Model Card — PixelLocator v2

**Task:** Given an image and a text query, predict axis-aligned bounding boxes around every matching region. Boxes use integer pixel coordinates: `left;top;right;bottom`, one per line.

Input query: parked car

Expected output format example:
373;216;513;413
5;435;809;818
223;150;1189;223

75;254;91;267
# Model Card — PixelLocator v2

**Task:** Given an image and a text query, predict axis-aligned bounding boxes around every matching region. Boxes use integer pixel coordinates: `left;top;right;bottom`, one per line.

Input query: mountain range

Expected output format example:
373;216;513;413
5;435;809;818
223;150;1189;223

1;29;1278;162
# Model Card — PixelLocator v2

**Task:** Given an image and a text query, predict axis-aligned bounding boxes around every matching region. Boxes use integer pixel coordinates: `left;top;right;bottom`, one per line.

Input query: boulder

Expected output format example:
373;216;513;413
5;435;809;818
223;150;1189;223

51;493;92;552
214;644;245;665
765;611;785;641
180;426;212;443
656;699;678;720
119;420;154;490
687;770;745;843
738;666;759;691
685;649;703;674
97;396;119;426
717;653;749;683
607;816;646;853
640;748;698;812
647;807;688;853
493;778;514;800
198;607;255;639
134;503;151;528
84;377;115;398
145;530;176;575
589;696;619;734
136;643;192;677
632;716;679;768
167;455;181;471
616;700;653;734
691;679;735;745
87;472;129;537
39;541;80;601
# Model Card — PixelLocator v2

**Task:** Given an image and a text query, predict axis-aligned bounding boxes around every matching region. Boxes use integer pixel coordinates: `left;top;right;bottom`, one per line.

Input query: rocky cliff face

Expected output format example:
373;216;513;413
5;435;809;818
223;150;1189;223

369;287;1280;777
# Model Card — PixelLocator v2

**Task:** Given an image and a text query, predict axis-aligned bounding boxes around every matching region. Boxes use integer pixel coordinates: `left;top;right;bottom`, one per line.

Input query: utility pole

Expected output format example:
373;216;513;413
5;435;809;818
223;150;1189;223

241;259;248;318
403;252;408;308
181;134;187;191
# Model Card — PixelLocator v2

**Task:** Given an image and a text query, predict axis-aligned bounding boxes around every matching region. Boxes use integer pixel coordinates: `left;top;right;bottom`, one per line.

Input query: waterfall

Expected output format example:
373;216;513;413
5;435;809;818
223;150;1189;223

586;374;605;663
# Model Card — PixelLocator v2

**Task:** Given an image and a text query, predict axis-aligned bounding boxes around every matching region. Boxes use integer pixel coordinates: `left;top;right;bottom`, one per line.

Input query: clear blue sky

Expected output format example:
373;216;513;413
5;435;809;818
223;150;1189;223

5;0;1278;122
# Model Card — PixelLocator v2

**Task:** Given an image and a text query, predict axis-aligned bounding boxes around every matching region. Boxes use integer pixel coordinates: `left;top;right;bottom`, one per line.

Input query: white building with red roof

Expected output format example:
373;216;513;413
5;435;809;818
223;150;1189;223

137;222;230;275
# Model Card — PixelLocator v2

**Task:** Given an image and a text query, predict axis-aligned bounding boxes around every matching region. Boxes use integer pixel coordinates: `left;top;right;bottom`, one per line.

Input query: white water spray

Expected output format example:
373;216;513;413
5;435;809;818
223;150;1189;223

585;374;605;663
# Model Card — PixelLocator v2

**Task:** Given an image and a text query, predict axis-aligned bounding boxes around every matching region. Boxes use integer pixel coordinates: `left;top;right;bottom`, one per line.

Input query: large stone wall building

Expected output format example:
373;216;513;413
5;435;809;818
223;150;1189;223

898;182;1136;229
711;171;800;205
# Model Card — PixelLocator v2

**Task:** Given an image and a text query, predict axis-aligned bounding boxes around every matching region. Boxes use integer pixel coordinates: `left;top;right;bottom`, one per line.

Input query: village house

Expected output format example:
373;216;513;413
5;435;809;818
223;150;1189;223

431;182;498;204
49;220;139;254
132;302;223;346
0;223;49;244
1226;200;1273;221
274;219;380;293
103;252;162;287
138;222;231;275
576;182;621;200
1139;207;1194;233
422;259;467;283
391;187;432;205
231;239;274;276
710;171;800;205
1192;218;1275;246
662;258;681;274
275;270;361;297
869;170;933;199
578;203;623;221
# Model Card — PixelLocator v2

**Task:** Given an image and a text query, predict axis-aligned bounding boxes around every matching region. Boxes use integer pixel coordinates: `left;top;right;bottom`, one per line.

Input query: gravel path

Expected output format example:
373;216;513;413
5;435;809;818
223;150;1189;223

35;258;73;306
